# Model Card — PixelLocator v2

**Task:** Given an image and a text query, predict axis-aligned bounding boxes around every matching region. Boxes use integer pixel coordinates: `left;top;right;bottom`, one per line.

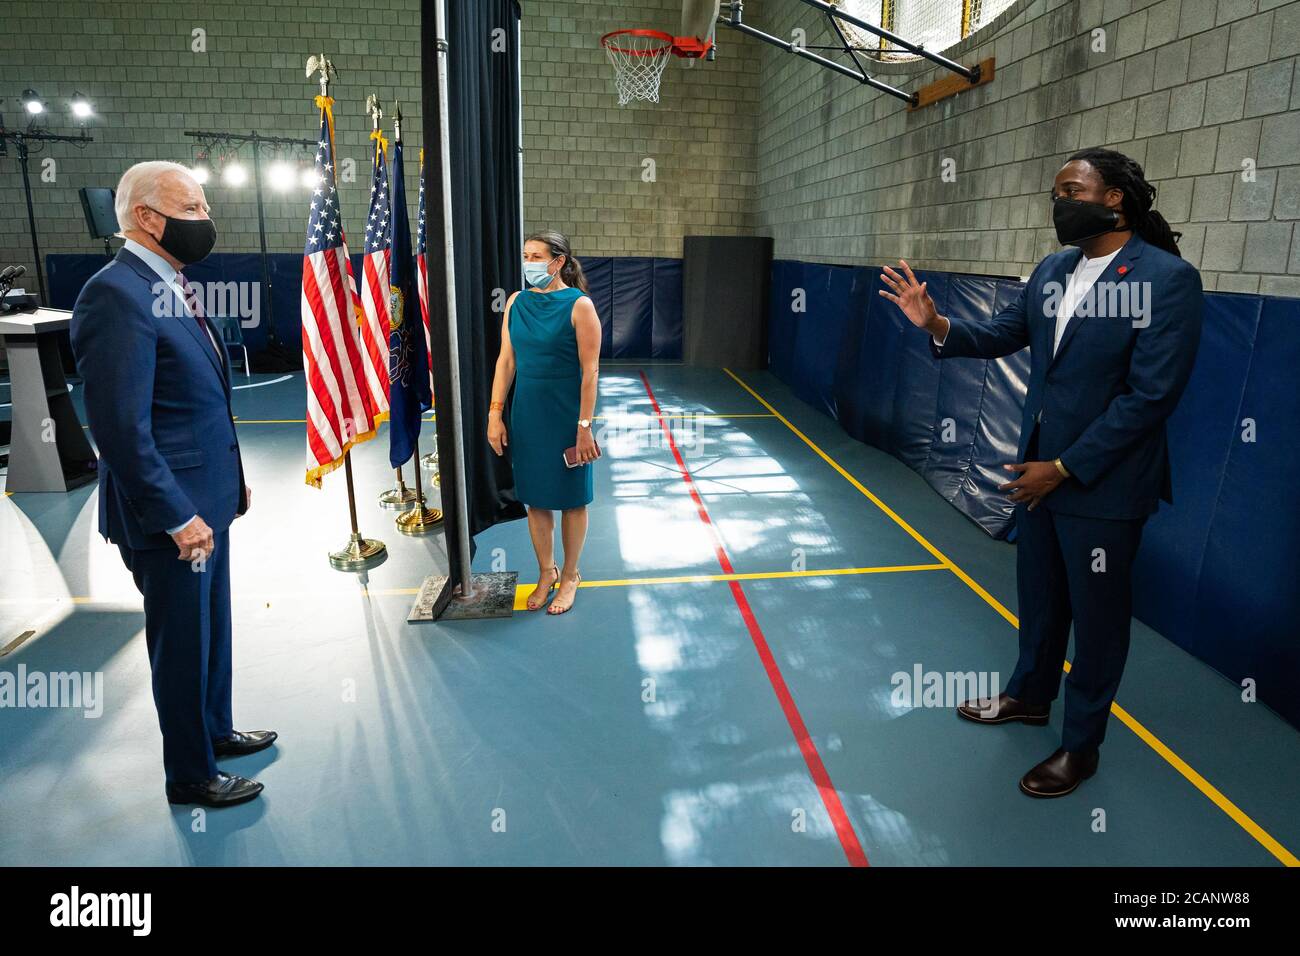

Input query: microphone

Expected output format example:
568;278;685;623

1;264;35;313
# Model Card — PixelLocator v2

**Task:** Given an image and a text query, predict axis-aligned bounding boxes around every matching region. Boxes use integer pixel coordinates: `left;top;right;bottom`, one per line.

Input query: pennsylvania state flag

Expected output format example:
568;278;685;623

386;138;432;468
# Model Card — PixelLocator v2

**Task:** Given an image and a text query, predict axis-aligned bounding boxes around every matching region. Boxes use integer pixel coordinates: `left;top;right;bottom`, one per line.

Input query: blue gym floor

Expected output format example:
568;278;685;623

1;365;1297;866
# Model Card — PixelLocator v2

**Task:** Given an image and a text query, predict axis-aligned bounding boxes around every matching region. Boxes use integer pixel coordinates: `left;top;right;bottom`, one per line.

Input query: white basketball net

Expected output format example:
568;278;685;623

603;32;674;105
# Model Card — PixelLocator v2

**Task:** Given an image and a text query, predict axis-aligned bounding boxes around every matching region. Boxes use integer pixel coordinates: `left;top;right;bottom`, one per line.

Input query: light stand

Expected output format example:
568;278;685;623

0;116;94;305
183;129;316;368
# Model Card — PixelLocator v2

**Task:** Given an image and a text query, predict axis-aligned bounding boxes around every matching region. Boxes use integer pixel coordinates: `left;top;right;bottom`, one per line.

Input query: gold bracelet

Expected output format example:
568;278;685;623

489;400;505;412
1053;458;1070;478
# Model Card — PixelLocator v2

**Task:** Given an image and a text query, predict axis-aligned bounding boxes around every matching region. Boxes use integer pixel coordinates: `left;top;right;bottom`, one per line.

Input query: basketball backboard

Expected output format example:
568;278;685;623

680;0;721;54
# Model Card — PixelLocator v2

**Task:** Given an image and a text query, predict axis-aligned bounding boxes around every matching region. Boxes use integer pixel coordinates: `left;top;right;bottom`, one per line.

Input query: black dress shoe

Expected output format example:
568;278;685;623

212;730;278;757
1019;748;1100;798
956;692;1050;726
166;771;264;807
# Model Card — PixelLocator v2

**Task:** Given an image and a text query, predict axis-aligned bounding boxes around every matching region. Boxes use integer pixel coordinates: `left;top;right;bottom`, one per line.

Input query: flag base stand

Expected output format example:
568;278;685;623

421;450;441;487
378;466;419;510
395;437;442;535
396;503;443;535
329;531;388;570
328;451;387;571
408;571;518;621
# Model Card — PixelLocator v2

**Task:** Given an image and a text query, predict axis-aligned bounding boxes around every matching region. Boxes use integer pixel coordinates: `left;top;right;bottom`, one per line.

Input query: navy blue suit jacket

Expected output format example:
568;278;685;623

932;233;1202;520
70;249;246;550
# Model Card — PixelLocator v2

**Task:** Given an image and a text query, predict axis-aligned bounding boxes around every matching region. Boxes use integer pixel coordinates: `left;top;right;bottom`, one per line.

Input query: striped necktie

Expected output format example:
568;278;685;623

177;274;218;356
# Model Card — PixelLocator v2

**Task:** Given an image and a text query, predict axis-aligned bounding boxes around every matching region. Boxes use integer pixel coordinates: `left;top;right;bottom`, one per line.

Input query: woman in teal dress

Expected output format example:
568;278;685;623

487;230;602;614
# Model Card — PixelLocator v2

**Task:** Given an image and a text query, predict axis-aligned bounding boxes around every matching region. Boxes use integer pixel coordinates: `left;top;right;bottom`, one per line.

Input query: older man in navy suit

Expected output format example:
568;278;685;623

70;161;276;807
881;148;1202;797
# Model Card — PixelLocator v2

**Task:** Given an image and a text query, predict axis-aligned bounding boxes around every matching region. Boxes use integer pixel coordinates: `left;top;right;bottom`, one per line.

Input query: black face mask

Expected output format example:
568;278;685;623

148;208;217;265
1052;196;1121;247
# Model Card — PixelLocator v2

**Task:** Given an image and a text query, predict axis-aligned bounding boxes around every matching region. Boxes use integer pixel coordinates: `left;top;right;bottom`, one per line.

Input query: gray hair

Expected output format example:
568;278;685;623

114;161;196;238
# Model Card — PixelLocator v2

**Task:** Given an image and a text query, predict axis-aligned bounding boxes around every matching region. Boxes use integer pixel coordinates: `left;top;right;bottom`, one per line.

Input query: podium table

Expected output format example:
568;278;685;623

0;308;97;492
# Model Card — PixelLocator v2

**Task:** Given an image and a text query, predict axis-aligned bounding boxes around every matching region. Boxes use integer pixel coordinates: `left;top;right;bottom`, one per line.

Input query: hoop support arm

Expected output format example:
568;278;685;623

721;13;916;105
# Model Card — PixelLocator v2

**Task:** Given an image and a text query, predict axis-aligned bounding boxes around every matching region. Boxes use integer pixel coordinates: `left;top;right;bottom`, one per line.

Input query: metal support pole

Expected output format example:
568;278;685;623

249;133;277;348
516;22;525;260
436;0;475;600
0;125;94;304
795;0;981;81
724;16;915;104
16;142;46;303
718;0;982;94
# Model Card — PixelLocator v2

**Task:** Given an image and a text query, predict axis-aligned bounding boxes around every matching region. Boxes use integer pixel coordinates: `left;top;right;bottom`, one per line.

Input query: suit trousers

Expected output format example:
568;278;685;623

1005;432;1147;752
118;529;233;785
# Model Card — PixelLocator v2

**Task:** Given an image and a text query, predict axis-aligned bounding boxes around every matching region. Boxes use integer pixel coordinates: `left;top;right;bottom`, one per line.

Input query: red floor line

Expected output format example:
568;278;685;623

637;369;870;868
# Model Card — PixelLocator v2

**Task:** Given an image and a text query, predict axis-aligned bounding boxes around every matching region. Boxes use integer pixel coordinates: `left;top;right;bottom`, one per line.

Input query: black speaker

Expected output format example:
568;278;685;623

79;187;118;239
682;235;773;369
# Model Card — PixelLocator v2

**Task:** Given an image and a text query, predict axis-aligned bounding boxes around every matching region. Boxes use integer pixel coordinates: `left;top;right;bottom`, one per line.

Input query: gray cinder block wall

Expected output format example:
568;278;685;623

0;0;423;285
752;0;1300;294
519;0;761;258
2;1;1296;296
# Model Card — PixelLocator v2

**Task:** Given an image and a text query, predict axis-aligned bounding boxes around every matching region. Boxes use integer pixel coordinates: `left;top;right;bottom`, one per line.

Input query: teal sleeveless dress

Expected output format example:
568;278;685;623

507;285;594;510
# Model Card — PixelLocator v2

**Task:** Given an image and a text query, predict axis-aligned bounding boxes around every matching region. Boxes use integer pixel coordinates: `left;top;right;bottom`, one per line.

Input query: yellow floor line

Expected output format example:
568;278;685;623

388;563;946;610
723;366;1298;868
12;563;943;608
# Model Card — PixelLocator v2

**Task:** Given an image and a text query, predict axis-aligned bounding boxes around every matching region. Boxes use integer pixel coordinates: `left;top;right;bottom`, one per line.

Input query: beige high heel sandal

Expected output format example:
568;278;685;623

526;564;560;611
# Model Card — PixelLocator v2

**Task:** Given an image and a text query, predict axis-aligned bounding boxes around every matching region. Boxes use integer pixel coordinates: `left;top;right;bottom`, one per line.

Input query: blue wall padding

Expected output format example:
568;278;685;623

651;258;683;360
1131;294;1259;650
47;252;687;361
768;260;802;386
769;257;1300;730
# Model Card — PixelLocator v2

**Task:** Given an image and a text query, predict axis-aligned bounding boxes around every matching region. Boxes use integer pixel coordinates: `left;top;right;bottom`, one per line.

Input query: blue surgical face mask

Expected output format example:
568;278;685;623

523;258;556;289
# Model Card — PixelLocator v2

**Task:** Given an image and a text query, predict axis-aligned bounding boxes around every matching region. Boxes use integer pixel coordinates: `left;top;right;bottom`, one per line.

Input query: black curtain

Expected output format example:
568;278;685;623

422;0;525;599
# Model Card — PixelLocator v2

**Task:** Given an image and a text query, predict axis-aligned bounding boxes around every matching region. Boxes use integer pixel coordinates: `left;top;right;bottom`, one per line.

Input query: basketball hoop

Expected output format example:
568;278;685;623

601;29;676;105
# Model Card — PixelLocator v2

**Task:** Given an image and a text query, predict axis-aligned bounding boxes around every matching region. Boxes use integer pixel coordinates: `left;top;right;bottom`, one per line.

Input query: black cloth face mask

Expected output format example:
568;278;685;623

148;207;218;265
1052;196;1121;246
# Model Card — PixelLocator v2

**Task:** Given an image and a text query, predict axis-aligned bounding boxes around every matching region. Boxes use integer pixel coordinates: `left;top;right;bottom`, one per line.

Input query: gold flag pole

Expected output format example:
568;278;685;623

396;437;443;534
330;451;388;568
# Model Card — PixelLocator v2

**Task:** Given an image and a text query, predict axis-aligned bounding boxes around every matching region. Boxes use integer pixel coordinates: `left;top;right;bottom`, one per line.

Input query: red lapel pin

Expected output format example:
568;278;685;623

1117;265;1129;276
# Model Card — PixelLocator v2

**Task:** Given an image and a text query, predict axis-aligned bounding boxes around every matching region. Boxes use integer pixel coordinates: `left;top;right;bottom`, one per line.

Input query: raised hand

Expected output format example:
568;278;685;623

879;260;947;339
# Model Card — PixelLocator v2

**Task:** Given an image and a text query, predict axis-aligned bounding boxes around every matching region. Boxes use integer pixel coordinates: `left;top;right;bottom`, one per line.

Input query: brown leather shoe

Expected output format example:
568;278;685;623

1019;748;1100;798
956;692;1050;726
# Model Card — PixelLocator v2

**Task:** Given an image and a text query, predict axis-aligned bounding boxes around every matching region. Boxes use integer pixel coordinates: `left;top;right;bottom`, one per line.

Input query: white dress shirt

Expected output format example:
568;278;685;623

931;248;1121;355
122;238;220;535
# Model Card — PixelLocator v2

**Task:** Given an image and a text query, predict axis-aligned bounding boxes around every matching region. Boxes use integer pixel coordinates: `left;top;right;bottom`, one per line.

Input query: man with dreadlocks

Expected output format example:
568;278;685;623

880;147;1202;797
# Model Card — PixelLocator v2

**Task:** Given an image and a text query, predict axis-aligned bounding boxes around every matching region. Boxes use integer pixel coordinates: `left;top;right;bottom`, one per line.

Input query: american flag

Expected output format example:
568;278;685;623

301;99;378;488
357;131;392;416
416;148;432;377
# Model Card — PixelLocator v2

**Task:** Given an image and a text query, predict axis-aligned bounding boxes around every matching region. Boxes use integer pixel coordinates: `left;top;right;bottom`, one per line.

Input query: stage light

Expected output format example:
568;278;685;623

21;89;43;115
267;160;296;191
70;92;93;119
190;149;213;184
222;161;248;186
300;166;322;189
